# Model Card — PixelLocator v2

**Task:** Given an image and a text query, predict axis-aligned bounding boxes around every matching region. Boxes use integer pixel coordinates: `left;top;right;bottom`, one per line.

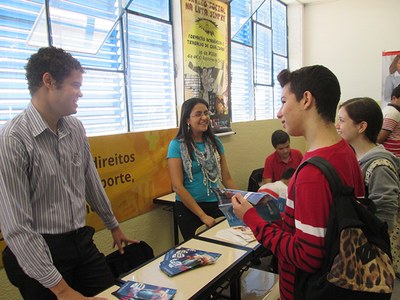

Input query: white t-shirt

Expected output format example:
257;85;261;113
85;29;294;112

258;180;288;199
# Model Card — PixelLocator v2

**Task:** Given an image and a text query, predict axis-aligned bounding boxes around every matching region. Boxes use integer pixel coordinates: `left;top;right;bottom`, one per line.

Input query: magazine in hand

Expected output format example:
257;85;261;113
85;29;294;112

112;280;177;300
159;247;221;277
212;188;282;227
215;225;256;246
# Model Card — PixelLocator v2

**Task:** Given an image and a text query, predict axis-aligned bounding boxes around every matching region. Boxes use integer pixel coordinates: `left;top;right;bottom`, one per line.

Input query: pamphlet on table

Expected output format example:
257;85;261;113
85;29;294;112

215;225;256;246
112;280;177;300
159;247;221;277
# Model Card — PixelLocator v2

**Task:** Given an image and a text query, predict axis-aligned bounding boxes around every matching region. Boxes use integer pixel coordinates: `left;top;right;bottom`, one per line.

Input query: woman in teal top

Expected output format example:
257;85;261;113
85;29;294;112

167;98;238;240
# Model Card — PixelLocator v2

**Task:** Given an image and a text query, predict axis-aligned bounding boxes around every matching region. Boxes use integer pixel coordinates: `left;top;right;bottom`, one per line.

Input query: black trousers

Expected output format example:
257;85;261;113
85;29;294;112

175;201;223;240
3;226;114;300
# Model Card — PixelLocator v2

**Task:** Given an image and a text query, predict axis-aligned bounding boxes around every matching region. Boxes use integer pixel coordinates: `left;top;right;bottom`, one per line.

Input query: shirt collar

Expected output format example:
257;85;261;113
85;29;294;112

26;103;70;137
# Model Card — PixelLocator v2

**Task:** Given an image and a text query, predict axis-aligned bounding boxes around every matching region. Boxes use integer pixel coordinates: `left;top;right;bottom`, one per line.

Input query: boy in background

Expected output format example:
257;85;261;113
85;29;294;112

262;129;302;184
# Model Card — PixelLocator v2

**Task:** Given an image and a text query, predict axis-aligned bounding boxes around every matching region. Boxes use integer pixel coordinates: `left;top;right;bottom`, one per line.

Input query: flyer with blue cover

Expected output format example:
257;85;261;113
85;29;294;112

113;280;177;300
212;188;282;227
159;247;221;277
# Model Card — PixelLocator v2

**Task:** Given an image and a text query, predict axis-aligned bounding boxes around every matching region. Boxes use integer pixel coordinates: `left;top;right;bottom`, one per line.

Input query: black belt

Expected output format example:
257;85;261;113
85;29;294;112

42;226;91;238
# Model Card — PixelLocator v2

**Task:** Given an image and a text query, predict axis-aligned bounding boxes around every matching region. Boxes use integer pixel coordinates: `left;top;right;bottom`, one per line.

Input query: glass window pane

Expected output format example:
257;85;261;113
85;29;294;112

128;0;170;21
273;54;288;117
126;13;176;131
256;0;271;26
255;85;274;120
0;0;43;127
231;43;254;122
73;24;123;70
78;70;127;136
231;0;287;123
231;0;252;46
255;24;272;84
272;0;287;56
28;0;123;54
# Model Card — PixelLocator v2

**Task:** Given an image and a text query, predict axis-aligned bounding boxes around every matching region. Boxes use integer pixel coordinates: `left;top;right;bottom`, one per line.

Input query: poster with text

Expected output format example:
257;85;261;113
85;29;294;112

382;50;400;104
182;0;231;133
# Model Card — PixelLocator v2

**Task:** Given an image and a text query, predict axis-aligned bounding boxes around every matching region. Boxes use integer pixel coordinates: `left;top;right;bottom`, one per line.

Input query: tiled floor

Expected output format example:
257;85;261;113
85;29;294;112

393;277;400;299
252;256;400;300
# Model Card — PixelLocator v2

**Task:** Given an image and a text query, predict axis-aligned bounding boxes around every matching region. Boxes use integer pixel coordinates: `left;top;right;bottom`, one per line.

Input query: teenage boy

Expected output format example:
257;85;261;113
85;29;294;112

262;129;303;184
232;65;364;300
0;47;137;300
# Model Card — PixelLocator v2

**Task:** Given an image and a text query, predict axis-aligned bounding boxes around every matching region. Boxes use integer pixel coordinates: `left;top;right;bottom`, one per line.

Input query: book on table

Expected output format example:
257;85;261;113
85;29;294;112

112;280;177;300
212;188;282;227
159;247;221;277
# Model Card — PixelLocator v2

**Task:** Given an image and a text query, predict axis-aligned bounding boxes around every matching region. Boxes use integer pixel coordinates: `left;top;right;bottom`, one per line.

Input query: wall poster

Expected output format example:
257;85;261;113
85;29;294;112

181;0;232;133
382;50;400;104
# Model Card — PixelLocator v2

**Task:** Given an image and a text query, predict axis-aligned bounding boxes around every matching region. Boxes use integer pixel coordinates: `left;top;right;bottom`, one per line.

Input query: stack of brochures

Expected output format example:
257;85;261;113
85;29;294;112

112;280;177;300
215;225;256;246
159;247;221;277
212;188;282;227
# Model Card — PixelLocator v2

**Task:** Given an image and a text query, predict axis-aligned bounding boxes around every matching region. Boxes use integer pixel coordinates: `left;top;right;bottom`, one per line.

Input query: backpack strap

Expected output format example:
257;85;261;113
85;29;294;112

296;156;346;198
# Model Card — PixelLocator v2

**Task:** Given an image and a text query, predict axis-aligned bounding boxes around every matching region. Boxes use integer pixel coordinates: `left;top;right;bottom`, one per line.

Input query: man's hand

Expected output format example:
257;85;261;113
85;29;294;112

231;193;253;221
51;279;108;300
110;227;139;254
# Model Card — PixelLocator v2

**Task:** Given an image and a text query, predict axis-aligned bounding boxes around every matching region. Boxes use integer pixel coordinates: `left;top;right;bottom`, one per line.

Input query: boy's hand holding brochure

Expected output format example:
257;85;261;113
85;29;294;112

231;193;253;221
212;188;282;227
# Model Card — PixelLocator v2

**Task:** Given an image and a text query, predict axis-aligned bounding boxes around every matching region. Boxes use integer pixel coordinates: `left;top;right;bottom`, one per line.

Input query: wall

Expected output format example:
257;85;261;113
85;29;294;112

302;0;400;104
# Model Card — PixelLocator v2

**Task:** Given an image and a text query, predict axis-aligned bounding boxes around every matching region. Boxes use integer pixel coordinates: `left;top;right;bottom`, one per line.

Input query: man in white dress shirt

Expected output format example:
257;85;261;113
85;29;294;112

0;47;137;300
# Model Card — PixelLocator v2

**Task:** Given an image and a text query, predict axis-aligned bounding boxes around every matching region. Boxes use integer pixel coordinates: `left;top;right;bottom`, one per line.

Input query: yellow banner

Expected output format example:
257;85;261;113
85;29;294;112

182;0;231;132
0;128;177;268
86;129;177;230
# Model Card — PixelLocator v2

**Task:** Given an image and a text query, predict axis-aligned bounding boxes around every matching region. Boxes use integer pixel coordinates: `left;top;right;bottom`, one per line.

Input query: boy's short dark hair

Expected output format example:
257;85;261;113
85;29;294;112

282;167;296;180
277;65;341;123
271;129;290;148
391;84;400;98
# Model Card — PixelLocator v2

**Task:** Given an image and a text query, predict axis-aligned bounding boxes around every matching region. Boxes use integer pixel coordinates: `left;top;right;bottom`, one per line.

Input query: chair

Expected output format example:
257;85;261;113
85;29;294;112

105;241;154;280
247;168;264;192
195;216;226;235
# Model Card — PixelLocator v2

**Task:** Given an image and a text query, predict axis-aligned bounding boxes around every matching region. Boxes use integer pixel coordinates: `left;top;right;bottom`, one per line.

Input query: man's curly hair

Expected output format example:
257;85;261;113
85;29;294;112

25;47;84;96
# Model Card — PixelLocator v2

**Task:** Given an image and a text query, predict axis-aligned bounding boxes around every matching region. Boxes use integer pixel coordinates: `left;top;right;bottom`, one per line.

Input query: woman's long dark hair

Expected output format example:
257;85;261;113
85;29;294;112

175;98;220;159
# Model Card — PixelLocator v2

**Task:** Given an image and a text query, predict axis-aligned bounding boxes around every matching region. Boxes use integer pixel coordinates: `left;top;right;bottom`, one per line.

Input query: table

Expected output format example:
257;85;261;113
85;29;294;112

153;192;179;245
98;238;251;299
197;219;262;252
196;219;278;299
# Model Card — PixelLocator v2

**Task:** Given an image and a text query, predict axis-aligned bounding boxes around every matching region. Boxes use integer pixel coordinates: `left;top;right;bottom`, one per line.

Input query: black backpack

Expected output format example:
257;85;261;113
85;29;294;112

106;241;154;281
293;156;395;300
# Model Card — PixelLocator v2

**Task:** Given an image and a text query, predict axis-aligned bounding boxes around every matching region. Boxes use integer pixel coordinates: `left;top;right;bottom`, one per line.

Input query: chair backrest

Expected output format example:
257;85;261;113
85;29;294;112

195;216;226;235
247;168;264;192
106;241;154;279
